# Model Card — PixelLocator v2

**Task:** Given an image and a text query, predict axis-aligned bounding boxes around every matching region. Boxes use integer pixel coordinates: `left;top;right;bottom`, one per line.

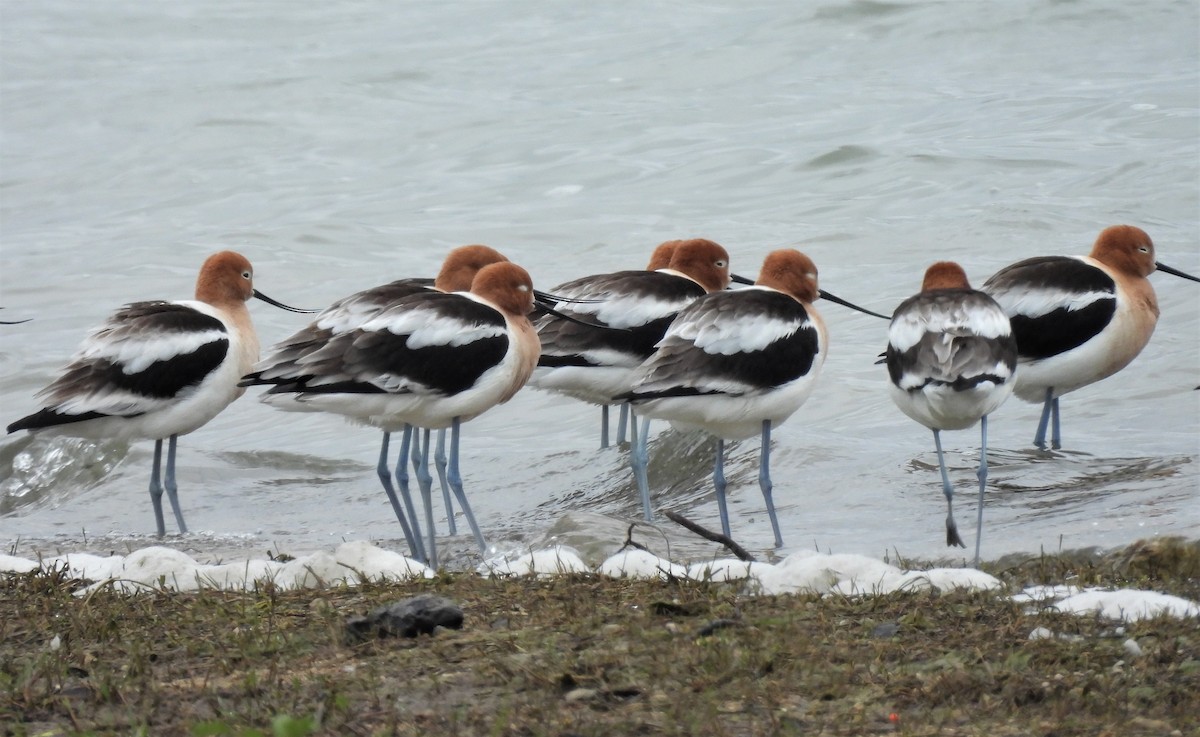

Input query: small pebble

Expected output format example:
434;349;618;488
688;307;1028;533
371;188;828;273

564;688;599;702
871;622;900;638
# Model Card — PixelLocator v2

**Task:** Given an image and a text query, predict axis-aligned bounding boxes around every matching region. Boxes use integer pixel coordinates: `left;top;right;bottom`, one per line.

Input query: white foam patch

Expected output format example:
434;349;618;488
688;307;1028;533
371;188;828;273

749;552;1004;596
47;552;127;582
686;558;768;583
478;545;590;577
751;552;910;595
1;542;1194;624
273;541;433;588
1013;584;1200;621
1011;584;1083;605
895;567;1006;594
0;554;39;574
1049;588;1200;622
598;549;688;580
80;546;203;594
0;542;435;595
195;559;285;589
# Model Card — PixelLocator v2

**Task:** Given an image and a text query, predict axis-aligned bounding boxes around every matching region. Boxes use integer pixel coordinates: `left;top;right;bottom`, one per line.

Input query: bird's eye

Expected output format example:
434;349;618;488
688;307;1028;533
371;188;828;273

242;270;252;280
715;259;728;268
518;284;530;293
1138;246;1150;253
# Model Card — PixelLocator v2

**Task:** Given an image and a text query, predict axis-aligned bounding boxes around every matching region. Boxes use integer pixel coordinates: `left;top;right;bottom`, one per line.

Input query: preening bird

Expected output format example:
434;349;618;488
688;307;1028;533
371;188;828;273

884;261;1017;564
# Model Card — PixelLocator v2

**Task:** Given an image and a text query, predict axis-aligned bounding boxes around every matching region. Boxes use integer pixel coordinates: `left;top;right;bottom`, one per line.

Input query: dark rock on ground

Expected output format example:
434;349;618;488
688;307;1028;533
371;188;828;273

345;594;464;643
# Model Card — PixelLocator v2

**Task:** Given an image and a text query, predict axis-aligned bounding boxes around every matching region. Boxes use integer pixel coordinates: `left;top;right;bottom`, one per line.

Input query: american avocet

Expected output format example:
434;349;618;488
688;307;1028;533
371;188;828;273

619;249;831;547
883;261;1017;565
5;251;311;538
982;225;1200;449
243;244;510;561
241;261;542;569
531;238;734;455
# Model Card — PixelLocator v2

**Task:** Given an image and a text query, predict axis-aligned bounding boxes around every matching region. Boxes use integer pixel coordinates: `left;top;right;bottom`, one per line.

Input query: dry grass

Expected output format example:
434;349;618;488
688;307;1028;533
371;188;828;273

2;538;1198;737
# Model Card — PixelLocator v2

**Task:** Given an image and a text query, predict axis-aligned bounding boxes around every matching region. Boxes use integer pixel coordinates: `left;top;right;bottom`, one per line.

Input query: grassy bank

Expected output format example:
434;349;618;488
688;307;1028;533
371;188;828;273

2;538;1198;737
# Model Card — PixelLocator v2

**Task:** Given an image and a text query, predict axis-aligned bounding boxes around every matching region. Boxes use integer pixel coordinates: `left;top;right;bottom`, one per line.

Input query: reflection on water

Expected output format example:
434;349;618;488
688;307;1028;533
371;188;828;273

215;450;370;486
906;447;1192;507
1;436;127;516
995;450;1189;495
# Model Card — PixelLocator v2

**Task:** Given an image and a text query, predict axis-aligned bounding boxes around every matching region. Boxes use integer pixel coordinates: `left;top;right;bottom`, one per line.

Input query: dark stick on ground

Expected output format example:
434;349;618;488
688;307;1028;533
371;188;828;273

620;523;652;553
663;510;756;562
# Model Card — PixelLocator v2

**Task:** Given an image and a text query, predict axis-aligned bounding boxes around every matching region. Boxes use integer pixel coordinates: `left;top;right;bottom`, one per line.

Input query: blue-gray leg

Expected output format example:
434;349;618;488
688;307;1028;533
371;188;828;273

375;432;424;562
759;420;783;548
446;418;488;554
1050;396;1061;450
933;429;965;548
713;437;732;539
616;402;630;446
973;415;989;567
629;409;653;521
415;428;438;570
148;438;166;538
163;435;188;534
1034;387;1055;450
394;425;425;557
433;428;457;535
600;404;610;449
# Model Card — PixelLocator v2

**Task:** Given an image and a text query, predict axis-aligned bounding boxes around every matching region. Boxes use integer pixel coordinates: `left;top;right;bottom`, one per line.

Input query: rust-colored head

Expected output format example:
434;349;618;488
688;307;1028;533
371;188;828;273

1089;225;1156;278
666;238;732;292
755;249;819;303
195;251;255;305
920;261;971;292
646;240;683;270
470;261;536;316
434;245;510;292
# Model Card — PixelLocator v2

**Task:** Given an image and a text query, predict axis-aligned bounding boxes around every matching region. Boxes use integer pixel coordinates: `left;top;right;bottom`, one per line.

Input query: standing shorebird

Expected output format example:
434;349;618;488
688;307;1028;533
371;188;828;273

982;225;1200;450
531;238;736;453
619;249;831;547
241;261;543;569
241;244;511;561
884;261;1017;565
5;251;312;537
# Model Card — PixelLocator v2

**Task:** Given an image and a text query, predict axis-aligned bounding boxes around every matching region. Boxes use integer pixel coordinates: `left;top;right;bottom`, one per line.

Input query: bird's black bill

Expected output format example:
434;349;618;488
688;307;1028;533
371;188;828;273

538;301;628;330
730;273;755;285
252;289;321;313
0;308;29;324
532;288;602;305
818;289;891;320
1155;262;1200;283
532;293;628;330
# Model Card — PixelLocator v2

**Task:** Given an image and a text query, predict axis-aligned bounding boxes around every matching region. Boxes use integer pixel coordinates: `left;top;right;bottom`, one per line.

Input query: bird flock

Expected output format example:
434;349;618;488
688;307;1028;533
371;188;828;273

6;225;1197;568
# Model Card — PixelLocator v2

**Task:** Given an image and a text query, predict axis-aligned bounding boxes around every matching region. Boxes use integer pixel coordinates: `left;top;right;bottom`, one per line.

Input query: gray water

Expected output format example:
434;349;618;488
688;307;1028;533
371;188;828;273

2;0;1197;567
